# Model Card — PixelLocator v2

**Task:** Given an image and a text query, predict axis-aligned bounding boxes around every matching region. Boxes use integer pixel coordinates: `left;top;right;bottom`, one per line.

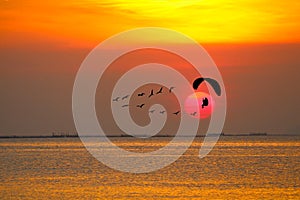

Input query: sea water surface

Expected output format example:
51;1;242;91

1;136;299;199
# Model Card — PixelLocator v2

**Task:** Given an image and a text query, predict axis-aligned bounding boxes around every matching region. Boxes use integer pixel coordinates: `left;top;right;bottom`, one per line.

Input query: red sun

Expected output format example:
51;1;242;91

184;92;214;119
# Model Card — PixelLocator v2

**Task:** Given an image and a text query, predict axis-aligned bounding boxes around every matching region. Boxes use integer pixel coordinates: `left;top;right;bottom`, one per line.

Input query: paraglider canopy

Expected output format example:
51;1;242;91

192;77;221;96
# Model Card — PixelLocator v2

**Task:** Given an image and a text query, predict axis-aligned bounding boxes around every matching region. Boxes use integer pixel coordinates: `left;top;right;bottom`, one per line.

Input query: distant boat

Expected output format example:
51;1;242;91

52;131;78;137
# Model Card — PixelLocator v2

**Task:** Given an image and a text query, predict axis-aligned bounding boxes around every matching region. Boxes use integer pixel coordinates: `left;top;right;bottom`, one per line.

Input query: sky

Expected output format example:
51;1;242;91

0;0;300;135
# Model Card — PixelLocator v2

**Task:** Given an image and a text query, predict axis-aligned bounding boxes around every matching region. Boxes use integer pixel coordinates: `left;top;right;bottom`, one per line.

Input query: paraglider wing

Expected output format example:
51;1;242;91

192;77;205;90
192;77;221;96
204;78;221;96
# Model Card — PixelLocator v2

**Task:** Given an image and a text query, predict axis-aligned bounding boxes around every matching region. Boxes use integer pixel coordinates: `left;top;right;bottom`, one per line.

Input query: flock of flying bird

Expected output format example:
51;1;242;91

113;86;207;117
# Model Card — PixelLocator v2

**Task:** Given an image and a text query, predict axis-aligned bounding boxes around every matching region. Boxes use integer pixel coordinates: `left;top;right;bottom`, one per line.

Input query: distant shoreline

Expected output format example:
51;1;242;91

0;133;299;139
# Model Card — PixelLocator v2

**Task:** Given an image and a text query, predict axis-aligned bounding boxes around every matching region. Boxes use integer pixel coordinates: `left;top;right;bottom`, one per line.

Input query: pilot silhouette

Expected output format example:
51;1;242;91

202;97;209;109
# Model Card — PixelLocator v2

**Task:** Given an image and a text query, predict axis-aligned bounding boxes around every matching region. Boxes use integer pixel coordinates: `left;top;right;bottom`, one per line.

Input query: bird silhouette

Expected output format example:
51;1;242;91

202;97;209;108
173;111;180;115
191;112;197;116
122;95;129;100
148;89;154;98
122;104;129;107
137;104;145;108
160;110;166;114
169;86;175;93
138;92;145;97
113;97;120;102
156;87;163;94
149;110;155;113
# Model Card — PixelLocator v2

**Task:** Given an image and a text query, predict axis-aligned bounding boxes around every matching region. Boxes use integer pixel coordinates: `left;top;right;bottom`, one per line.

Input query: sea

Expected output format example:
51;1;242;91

1;136;299;199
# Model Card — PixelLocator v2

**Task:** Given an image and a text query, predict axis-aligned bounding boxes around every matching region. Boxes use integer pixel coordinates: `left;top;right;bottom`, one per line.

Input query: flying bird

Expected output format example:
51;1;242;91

138;92;145;97
202;97;209;108
191;112;197;116
137;104;145;108
160;110;166;114
169;86;175;93
122;95;129;100
173;111;180;115
122;104;129;107
112;97;120;102
148;89;154;98
156;87;163;94
149;110;155;113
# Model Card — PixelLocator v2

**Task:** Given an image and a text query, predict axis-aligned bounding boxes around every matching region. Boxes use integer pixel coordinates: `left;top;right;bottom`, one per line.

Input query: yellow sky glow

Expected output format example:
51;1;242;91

1;0;300;46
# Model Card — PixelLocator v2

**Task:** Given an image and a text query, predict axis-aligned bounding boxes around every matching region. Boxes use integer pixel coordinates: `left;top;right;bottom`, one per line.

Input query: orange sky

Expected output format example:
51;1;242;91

1;0;300;47
1;0;300;135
